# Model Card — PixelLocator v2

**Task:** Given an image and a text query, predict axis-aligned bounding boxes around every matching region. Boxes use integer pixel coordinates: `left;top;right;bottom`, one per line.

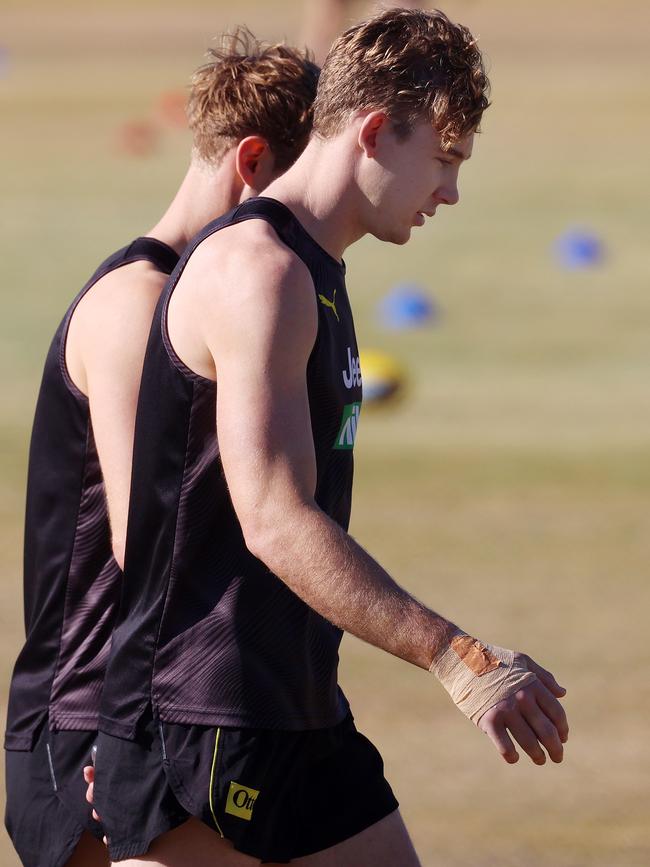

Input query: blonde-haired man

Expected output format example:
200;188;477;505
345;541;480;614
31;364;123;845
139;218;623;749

4;31;318;867
93;8;568;867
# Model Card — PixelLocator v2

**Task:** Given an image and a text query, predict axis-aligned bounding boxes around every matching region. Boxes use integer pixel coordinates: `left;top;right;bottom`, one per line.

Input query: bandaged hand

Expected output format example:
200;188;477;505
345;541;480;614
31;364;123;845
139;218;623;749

429;632;537;724
430;630;569;765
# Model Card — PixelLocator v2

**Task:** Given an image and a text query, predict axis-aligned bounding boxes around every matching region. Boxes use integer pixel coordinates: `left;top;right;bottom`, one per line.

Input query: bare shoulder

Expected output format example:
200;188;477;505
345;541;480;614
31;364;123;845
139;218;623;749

66;259;169;393
170;218;318;376
72;259;168;332
190;218;314;305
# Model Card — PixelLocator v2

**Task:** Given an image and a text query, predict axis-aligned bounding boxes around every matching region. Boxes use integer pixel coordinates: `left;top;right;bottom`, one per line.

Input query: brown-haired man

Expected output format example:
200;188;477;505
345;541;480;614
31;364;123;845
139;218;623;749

302;0;423;63
92;8;569;867
3;31;318;867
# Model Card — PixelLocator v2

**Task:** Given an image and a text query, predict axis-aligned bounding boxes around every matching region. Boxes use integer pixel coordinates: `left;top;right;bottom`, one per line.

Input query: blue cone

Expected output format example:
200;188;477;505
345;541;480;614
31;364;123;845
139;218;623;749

379;283;438;329
554;229;604;269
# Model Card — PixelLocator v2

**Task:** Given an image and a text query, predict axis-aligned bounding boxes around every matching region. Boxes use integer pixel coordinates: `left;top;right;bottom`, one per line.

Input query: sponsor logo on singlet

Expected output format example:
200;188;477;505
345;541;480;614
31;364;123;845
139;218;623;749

225;781;260;821
334;402;361;450
318;288;339;322
342;346;361;389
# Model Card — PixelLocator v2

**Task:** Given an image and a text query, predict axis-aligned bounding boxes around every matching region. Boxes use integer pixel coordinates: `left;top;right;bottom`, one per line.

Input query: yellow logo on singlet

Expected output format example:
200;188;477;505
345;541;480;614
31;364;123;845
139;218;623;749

318;288;340;322
225;781;260;821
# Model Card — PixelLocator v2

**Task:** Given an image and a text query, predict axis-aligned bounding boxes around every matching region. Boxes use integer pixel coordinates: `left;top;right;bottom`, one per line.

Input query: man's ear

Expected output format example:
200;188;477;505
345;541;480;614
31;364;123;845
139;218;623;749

358;111;390;157
235;136;276;193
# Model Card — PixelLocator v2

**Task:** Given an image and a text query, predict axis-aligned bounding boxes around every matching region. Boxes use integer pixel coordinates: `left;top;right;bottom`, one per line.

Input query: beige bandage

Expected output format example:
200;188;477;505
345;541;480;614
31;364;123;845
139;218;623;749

429;632;538;724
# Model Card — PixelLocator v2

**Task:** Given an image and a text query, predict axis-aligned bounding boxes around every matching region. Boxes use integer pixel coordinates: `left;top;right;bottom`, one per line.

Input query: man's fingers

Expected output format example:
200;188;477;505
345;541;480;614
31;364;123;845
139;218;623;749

524;656;566;697
83;763;97;814
506;714;547;765
83;760;101;820
523;702;564;763
536;683;570;744
479;714;519;764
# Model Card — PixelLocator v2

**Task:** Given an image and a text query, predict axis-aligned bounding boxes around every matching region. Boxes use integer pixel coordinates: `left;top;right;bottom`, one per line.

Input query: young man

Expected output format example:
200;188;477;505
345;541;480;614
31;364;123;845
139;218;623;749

93;9;569;866
3;32;318;867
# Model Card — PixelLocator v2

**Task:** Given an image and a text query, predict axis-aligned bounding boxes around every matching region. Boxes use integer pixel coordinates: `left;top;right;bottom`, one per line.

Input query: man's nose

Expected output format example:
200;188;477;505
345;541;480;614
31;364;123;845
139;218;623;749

436;180;460;206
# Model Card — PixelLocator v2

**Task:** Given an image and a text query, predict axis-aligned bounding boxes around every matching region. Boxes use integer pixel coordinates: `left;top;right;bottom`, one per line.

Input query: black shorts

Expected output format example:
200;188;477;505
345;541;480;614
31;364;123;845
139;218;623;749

47;727;106;841
95;710;398;863
4;722;102;867
93;719;189;862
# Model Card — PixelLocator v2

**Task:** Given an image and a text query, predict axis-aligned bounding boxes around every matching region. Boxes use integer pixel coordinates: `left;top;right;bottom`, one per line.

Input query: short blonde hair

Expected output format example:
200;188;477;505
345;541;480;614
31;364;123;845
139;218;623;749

188;28;319;171
313;8;489;149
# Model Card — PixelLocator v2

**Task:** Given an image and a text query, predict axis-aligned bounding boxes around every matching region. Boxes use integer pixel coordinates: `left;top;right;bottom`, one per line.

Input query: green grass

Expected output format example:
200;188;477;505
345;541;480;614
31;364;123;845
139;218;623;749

2;1;650;864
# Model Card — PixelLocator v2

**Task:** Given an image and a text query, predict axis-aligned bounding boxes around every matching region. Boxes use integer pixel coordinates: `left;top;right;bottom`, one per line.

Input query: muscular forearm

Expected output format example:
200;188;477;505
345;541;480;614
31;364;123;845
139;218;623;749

248;501;458;669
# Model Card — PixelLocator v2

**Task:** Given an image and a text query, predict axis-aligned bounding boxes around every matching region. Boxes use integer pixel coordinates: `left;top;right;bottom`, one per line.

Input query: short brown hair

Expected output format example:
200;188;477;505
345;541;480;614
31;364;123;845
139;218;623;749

188;28;319;171
313;8;489;149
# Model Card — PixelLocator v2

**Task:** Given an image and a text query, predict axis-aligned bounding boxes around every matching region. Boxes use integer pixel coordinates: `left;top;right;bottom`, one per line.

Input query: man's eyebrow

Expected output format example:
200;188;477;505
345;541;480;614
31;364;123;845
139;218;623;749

440;146;471;162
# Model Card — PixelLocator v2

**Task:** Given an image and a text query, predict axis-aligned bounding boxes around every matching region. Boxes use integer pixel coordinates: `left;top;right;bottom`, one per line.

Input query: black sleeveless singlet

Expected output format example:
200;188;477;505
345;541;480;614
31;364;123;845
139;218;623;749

5;238;179;749
98;199;363;738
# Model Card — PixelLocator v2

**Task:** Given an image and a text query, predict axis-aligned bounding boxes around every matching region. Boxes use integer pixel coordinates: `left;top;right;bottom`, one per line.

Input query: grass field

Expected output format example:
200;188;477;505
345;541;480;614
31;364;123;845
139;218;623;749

2;1;650;864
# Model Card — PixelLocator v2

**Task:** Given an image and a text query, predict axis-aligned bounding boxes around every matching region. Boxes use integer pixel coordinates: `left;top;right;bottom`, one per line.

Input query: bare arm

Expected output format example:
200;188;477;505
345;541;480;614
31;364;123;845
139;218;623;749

195;228;451;666
194;223;568;764
66;261;167;568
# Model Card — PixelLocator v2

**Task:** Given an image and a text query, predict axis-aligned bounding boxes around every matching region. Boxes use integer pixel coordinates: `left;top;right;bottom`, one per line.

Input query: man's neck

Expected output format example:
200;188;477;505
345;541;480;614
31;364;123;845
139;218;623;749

262;135;366;263
146;155;240;255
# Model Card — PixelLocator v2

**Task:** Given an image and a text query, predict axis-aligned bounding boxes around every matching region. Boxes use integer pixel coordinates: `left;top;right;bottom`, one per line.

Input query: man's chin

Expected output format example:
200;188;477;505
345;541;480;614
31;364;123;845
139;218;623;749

373;225;411;245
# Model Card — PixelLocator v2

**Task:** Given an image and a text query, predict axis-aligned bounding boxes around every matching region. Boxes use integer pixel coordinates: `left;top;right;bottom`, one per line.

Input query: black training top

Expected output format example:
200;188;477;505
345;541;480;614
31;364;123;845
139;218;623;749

98;198;363;739
4;238;180;750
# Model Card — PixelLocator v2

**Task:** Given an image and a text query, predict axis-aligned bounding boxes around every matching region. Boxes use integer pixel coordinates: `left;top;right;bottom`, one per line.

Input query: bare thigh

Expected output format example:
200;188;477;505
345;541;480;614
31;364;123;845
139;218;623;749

64;831;110;867
269;810;421;867
110;817;261;867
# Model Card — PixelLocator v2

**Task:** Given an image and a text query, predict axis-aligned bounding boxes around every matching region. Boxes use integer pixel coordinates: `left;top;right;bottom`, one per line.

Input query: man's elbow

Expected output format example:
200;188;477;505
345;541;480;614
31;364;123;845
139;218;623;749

239;504;297;574
240;512;279;567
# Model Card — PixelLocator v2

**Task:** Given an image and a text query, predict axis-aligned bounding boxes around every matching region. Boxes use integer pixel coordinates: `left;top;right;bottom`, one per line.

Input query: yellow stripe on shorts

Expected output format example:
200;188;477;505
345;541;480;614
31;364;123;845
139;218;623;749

209;727;225;838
